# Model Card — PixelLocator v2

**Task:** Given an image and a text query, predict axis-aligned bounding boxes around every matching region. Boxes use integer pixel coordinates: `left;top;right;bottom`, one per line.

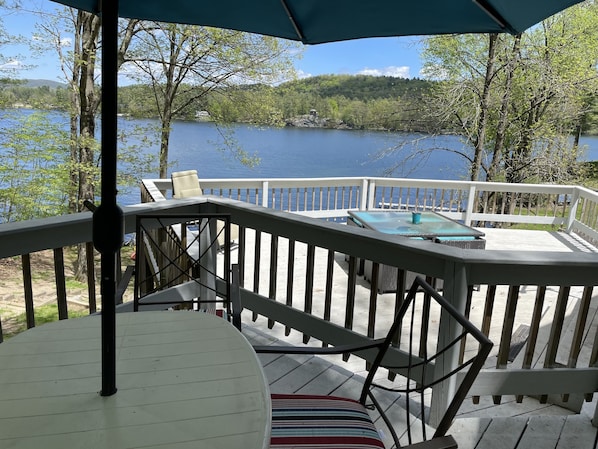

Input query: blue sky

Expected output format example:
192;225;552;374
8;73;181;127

0;1;426;82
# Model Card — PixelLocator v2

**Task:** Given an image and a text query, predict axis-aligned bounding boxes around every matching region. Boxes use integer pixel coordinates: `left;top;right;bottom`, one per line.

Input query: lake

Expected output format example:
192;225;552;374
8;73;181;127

3;110;598;206
118;117;598;205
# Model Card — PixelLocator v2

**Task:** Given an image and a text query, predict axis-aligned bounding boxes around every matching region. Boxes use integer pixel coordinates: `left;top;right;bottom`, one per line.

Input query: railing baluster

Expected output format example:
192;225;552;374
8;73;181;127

517;285;546;403
268;234;279;329
493;285;520;404
252;230;262;321
22;254;35;329
303;244;315;344
545;286;570;367
568;286;593;368
474;284;495;404
54;248;68;320
562;286;593;402
238;226;246;287
285;239;295;336
343;255;357;361
539;286;570;403
322;249;334;346
86;242;96;313
459;286;475;364
368;263;380;340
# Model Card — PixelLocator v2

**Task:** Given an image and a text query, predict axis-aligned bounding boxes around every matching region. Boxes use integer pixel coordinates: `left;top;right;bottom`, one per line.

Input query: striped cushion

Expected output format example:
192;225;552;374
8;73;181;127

270;394;385;448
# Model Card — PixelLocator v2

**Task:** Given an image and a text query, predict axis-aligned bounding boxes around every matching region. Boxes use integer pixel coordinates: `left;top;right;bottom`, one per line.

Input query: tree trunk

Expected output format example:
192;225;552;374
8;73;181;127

73;12;100;281
470;33;498;182
487;34;521;183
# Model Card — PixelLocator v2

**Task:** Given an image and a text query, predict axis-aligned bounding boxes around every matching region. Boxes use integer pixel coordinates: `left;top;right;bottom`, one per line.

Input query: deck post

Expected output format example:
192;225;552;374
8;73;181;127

360;178;368;210
566;188;580;233
262;181;269;208
464;184;477;226
366;179;376;210
429;260;469;427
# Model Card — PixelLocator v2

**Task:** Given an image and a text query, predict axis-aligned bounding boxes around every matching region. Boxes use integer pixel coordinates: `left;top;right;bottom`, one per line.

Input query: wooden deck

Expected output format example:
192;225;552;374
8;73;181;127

238;228;598;449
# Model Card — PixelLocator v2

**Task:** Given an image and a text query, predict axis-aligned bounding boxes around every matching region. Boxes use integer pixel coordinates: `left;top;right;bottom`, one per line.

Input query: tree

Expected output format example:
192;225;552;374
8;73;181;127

420;2;598;186
0;111;70;222
30;7;147;278
123;22;298;177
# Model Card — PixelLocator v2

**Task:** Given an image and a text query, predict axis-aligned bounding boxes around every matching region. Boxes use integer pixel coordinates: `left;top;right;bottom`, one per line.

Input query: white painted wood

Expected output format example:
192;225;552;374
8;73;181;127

556;415;598;449
474;417;528;449
447;417;492;449
517;415;567;449
0;312;271;449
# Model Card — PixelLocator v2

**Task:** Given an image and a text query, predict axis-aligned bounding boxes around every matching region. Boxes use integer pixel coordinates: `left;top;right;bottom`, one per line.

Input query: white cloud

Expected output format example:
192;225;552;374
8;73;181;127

0;60;24;70
60;38;72;47
357;66;410;78
296;69;312;79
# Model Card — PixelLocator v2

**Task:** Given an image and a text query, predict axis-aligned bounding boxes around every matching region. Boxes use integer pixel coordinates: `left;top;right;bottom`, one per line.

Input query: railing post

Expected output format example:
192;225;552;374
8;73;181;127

464;184;477;226
360;178;368;210
262;181;269;208
367;179;376;210
566;187;581;233
429;261;469;427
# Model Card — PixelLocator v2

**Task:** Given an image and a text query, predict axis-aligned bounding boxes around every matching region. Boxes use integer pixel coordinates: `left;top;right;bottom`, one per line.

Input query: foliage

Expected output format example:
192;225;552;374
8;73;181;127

420;2;598;185
0;110;71;222
122;22;298;177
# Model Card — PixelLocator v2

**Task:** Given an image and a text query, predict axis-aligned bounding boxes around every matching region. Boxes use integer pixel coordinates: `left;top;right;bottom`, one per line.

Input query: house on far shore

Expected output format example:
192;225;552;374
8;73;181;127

195;110;211;121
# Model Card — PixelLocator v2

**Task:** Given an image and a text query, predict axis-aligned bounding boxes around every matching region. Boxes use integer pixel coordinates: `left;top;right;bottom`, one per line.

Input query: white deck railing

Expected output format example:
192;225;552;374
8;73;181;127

144;176;598;244
1;176;597;428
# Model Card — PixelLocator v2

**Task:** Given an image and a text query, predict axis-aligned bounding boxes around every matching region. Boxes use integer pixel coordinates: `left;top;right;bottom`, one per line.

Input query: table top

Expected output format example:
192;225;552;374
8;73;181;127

0;311;271;449
348;210;485;238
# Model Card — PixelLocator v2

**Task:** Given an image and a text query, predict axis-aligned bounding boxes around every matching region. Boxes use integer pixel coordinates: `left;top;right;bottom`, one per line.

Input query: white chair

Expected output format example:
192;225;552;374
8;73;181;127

171;170;239;247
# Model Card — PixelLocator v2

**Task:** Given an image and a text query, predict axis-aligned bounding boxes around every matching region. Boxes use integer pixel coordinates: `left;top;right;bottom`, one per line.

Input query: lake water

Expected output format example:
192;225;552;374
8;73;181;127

3;110;598;206
118;117;598;205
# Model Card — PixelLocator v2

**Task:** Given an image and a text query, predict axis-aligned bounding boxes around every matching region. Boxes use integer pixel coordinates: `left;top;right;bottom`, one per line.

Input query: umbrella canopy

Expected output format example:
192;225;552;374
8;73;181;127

45;0;586;396
52;0;585;44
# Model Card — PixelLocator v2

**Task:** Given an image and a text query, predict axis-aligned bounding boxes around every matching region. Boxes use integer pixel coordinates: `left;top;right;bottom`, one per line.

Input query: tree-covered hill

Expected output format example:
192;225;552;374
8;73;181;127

276;74;431;101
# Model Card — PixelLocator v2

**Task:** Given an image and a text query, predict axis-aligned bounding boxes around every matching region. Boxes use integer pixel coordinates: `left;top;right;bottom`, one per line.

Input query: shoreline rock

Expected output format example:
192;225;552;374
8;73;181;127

285;114;352;130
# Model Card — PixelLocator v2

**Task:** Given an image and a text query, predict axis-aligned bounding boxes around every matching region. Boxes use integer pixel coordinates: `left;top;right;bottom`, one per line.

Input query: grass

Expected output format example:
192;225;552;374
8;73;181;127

2;304;89;340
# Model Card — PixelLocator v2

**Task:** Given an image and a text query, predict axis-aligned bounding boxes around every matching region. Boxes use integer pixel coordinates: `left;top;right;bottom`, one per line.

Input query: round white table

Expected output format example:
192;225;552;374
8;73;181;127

0;311;271;449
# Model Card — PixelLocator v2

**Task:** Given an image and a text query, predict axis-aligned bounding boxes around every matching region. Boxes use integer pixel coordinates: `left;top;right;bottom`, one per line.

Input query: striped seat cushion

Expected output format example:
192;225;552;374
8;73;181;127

270;394;385;448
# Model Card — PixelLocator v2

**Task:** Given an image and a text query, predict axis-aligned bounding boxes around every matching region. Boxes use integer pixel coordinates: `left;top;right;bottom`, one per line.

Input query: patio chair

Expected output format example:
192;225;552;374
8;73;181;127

133;213;241;330
171;169;239;248
254;277;493;448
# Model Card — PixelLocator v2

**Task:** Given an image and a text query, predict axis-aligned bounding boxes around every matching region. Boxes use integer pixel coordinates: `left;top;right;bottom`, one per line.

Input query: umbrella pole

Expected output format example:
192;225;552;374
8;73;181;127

94;0;122;397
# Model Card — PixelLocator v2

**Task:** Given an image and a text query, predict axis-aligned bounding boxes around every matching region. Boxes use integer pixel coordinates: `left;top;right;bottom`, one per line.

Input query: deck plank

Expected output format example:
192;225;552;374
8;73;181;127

556;415;598;449
517;415;567;449
447;417;492;449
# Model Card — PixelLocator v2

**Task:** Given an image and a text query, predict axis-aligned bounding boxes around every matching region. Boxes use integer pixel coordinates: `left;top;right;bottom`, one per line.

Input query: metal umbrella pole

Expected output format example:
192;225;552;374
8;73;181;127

93;0;123;397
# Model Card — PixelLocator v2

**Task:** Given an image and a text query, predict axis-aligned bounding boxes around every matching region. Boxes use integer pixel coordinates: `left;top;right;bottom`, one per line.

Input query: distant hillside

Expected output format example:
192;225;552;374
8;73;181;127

277;74;433;101
21;79;66;89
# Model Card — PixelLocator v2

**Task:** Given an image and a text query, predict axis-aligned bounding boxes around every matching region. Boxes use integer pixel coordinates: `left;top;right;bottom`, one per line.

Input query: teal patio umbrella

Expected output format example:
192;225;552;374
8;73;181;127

47;0;586;396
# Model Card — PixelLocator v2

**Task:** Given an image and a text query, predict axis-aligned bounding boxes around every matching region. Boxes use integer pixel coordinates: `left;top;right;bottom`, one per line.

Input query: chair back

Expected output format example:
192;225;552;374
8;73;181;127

172;170;202;198
133;212;240;329
361;276;493;446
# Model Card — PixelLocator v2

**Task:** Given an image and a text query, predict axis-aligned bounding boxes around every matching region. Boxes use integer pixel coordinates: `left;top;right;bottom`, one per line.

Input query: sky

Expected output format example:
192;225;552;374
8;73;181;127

0;1;426;82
